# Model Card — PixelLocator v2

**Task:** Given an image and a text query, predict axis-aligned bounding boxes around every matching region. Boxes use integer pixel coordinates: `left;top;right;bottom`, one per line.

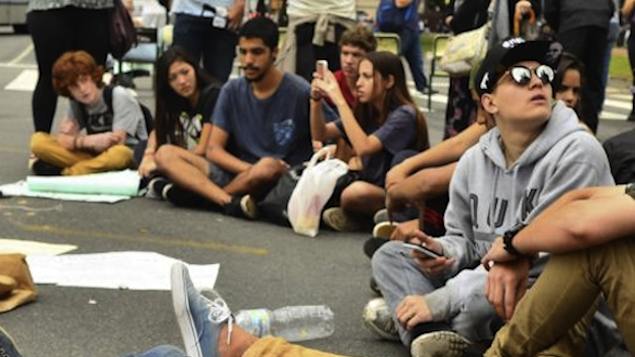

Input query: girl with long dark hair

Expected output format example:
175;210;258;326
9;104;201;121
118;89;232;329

311;51;430;231
138;46;230;207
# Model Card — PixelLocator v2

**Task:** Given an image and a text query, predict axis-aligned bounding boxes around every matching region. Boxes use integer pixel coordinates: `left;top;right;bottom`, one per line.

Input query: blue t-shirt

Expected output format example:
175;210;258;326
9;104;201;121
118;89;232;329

213;73;335;166
336;105;420;186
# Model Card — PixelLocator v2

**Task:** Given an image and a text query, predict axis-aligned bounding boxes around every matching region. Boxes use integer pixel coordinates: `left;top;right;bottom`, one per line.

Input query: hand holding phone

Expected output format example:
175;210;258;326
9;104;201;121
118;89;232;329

402;242;443;259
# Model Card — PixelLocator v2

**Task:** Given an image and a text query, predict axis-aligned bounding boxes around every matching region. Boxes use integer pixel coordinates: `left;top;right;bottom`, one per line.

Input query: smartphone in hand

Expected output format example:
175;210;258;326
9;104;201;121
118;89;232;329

316;60;328;76
402;242;443;259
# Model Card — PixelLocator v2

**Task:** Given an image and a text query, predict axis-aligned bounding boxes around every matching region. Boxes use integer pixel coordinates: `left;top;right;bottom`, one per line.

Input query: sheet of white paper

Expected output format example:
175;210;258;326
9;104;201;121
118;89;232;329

0;181;131;203
26;252;219;291
0;239;77;256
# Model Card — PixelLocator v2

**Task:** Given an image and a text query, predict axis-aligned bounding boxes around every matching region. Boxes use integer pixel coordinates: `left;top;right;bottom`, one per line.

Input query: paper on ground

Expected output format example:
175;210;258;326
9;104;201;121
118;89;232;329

27;170;140;196
26;251;219;291
0;181;130;203
0;238;77;256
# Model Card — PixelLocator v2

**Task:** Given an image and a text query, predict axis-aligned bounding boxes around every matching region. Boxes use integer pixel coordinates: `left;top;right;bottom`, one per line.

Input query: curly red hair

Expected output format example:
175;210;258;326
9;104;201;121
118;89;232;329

52;51;104;98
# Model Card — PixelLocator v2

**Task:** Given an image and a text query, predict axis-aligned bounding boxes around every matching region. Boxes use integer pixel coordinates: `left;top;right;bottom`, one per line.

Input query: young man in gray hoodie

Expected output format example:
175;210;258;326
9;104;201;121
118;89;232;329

366;38;615;357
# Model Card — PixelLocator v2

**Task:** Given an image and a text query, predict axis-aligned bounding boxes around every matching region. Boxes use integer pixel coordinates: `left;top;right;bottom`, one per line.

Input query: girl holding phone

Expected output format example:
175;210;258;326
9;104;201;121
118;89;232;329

310;51;430;232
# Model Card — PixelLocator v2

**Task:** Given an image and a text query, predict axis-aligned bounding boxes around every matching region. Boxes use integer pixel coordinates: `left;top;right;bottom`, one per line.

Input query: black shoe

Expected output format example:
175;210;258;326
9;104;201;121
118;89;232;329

363;237;389;259
164;184;219;210
147;176;170;198
223;195;258;219
369;276;382;296
628;111;635;121
31;160;62;176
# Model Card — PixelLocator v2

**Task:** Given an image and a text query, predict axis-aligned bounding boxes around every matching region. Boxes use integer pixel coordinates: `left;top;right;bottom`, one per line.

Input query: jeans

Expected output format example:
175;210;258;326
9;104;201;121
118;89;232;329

371;241;499;345
399;28;428;92
173;14;238;82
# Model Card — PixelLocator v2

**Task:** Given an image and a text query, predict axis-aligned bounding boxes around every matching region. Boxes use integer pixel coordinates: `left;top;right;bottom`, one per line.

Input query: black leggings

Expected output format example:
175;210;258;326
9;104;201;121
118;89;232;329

27;7;110;133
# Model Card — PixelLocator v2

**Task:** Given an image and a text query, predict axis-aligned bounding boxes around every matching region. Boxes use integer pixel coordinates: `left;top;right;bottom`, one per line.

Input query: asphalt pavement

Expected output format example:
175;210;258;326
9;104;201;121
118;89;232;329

0;27;633;357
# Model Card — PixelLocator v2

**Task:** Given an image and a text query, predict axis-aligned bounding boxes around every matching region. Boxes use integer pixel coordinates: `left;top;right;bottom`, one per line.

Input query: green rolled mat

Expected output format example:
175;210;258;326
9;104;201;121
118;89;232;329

27;170;140;197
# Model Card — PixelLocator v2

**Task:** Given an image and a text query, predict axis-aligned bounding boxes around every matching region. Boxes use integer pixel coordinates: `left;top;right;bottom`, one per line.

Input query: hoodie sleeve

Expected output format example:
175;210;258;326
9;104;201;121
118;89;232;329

523;132;615;224
435;150;495;276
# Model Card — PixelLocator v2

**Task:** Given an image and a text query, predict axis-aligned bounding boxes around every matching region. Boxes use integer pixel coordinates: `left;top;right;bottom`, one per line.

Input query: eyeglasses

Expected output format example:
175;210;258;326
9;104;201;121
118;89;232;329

502;64;554;87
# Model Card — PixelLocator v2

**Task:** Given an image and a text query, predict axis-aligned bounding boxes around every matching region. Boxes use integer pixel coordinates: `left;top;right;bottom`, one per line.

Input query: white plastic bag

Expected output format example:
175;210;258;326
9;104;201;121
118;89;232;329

287;146;348;237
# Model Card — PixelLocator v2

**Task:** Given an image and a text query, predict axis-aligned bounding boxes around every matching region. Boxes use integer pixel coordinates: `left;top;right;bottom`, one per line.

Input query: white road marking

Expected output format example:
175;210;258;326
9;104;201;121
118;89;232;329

8;43;34;65
5;69;38;91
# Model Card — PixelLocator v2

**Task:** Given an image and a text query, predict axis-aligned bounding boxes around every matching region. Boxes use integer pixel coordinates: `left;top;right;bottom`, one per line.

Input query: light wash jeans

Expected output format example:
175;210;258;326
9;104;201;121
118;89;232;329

371;240;499;346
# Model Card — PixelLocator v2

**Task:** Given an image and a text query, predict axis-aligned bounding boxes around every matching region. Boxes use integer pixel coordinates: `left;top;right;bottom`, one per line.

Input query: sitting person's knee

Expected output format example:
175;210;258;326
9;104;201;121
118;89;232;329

341;182;374;211
250;157;286;183
30;132;52;155
154;144;178;170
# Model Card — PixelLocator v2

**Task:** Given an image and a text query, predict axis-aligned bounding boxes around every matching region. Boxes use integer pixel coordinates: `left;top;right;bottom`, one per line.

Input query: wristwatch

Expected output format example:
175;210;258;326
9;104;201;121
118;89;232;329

502;224;528;258
626;183;635;200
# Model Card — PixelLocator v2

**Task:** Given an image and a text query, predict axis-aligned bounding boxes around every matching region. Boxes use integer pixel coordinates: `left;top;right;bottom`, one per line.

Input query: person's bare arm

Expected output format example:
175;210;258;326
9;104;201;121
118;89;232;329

309;99;341;142
314;70;383;156
56;118;81;150
385;122;487;189
395;0;413;8
193;123;213;156
623;0;635;18
206;125;252;174
139;130;158;177
483;186;635;265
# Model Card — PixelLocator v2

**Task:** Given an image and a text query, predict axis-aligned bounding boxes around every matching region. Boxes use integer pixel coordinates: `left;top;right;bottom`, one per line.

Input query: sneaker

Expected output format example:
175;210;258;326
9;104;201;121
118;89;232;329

0;325;22;357
410;331;471;357
363;237;389;259
369;276;381;296
147;176;170;199
373;208;389;224
363;297;399;341
372;221;397;239
30;160;62;176
170;262;233;357
322;207;364;232
223;195;258;219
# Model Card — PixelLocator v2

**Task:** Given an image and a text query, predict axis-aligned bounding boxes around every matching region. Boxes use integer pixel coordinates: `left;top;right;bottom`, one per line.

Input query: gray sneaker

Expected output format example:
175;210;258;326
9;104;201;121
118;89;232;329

362;297;400;341
373;208;389;224
171;262;233;357
410;331;471;357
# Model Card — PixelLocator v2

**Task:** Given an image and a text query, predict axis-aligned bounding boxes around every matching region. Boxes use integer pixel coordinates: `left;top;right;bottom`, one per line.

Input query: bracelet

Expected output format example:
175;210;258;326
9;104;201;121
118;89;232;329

502;224;529;258
310;94;322;102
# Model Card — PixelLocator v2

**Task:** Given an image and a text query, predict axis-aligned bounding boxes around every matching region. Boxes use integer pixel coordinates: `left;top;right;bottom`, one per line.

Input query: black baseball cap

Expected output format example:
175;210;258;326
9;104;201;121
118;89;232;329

474;38;562;96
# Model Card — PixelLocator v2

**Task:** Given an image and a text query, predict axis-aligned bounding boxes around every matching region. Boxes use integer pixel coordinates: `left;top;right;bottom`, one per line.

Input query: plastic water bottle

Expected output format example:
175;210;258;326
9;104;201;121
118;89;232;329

235;305;334;342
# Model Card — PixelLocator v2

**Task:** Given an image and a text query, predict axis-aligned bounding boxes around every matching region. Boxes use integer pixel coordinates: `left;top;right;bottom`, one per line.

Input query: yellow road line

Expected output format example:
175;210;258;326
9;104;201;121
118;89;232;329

9;220;269;257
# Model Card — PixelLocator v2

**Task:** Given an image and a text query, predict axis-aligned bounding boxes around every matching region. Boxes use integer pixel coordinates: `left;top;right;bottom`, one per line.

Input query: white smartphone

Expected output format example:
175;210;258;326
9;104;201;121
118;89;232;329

402;242;443;259
316;60;328;76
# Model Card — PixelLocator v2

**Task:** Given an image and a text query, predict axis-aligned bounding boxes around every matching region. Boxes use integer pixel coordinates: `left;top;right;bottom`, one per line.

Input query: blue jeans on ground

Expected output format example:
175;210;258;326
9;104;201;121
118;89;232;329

173;14;238;82
371;241;500;346
399;28;428;92
125;345;186;357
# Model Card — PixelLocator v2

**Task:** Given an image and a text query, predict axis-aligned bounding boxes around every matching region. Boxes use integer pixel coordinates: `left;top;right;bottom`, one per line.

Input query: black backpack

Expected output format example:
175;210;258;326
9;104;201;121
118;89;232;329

79;85;154;139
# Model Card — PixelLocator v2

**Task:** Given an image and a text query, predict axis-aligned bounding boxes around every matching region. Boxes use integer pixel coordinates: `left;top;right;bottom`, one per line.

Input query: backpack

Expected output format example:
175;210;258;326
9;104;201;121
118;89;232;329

109;0;137;59
376;0;417;33
78;86;154;139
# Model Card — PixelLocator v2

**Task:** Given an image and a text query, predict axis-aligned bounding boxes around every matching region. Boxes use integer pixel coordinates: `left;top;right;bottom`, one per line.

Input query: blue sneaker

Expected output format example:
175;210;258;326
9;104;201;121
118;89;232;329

0;325;22;357
170;262;233;357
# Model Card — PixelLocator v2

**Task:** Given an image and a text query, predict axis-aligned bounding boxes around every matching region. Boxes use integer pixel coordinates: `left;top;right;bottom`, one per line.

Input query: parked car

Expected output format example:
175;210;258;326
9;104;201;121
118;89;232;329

0;0;28;33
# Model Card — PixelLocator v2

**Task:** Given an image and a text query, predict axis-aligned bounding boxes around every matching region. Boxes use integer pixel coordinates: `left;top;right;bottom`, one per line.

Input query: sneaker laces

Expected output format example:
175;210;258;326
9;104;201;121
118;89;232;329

203;293;234;346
